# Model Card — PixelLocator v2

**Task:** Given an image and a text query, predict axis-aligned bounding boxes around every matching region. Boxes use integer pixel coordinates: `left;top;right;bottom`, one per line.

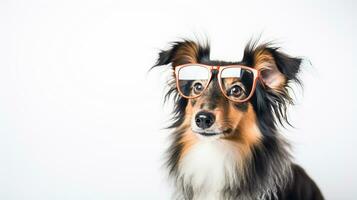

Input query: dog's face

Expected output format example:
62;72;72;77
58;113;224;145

154;40;301;140
184;69;251;138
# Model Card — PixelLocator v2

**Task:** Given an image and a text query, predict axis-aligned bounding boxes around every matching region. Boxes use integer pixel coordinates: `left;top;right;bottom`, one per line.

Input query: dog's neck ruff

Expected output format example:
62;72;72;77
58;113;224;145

178;139;239;200
171;136;292;200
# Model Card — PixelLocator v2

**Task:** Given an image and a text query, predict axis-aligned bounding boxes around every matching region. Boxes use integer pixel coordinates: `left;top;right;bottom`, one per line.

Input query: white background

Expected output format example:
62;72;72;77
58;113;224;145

1;0;356;199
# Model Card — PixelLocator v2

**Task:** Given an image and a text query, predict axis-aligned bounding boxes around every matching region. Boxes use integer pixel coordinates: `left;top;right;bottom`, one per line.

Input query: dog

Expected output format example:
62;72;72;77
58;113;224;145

153;39;324;200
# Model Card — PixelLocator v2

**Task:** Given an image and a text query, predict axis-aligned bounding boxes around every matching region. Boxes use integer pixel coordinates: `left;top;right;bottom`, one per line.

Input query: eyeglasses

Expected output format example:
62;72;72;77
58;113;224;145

174;64;259;103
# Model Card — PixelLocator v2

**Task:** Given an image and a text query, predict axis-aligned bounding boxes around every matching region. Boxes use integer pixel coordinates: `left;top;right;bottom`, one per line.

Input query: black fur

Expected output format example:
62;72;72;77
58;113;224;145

153;39;324;200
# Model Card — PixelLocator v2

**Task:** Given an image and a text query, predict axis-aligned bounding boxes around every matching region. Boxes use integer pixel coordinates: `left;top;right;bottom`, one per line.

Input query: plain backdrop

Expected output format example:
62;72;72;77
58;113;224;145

1;0;356;199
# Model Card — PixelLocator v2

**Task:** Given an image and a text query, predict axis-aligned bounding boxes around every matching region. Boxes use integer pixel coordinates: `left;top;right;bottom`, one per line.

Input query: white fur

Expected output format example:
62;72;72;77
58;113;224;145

178;138;239;200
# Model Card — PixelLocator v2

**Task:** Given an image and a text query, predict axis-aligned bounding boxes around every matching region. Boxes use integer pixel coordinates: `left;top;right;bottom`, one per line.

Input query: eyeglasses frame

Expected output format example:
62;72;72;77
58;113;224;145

174;63;260;103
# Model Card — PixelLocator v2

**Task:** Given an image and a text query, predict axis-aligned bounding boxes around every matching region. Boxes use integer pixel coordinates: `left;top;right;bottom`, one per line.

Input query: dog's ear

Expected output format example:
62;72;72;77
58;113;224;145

153;40;210;68
243;43;302;91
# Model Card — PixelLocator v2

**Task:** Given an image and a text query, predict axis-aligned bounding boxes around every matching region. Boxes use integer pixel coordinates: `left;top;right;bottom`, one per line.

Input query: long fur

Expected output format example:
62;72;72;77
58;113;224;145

153;39;324;200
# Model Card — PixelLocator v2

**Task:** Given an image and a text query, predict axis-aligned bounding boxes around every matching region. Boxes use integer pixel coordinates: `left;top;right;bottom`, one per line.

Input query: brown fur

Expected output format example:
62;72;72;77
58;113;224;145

253;48;286;90
172;41;199;67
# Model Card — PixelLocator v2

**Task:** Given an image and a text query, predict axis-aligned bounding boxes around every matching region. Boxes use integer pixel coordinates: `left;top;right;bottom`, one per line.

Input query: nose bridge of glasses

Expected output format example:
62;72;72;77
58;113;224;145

211;66;220;70
209;66;220;79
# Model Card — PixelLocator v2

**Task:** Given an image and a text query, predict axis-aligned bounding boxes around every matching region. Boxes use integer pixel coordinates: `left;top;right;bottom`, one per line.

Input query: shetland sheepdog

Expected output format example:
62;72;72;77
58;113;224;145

153;39;324;200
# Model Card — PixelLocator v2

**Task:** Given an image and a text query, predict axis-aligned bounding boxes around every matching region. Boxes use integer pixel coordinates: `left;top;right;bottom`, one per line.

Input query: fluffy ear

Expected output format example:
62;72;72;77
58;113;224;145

243;43;302;91
153;40;210;68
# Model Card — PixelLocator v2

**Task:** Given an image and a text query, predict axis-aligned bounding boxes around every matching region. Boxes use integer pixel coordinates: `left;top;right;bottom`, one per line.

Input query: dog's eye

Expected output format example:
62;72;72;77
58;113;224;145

193;82;204;94
228;85;244;97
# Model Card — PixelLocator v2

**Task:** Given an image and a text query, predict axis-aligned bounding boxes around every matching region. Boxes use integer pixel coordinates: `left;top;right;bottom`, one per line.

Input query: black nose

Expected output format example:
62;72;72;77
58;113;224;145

195;111;215;129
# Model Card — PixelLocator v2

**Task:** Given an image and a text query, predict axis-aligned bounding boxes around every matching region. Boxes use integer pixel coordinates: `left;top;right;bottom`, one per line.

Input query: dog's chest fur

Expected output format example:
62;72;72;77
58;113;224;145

178;139;240;200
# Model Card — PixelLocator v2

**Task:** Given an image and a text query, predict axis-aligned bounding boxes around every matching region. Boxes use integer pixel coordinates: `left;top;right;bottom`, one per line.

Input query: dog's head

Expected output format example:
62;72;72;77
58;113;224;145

154;40;301;140
153;39;302;198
